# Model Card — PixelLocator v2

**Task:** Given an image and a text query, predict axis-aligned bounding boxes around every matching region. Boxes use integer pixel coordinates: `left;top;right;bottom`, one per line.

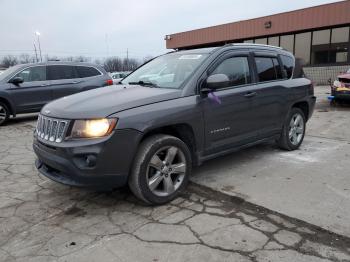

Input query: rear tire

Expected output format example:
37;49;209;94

128;134;192;205
277;108;306;151
0;102;10;126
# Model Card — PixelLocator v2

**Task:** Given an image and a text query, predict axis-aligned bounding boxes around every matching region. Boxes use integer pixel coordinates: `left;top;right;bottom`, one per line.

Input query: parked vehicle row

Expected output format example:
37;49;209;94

0;62;113;125
33;44;316;204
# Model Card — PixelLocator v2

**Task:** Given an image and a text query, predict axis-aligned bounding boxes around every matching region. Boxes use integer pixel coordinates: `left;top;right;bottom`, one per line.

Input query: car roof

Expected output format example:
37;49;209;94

174;43;292;56
14;61;103;68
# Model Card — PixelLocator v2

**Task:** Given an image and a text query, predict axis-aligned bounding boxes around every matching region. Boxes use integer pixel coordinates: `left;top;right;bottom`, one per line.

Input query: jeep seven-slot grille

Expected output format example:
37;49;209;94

36;115;69;143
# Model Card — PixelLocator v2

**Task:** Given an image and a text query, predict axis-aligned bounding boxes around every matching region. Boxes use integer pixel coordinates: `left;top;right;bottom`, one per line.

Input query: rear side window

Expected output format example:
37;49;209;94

255;57;283;82
76;66;101;78
211;56;251;87
280;55;295;79
47;65;78;80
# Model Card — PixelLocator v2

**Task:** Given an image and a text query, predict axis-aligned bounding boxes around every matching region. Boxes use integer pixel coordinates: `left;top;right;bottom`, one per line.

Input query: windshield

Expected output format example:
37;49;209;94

0;65;22;82
121;53;208;89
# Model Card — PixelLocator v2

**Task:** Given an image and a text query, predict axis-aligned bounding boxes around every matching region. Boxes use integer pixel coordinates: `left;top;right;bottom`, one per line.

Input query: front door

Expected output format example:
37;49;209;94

8;65;52;113
201;53;260;155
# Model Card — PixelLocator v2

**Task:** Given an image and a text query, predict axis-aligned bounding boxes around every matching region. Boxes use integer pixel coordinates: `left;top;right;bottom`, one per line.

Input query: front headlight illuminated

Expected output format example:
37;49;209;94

71;118;117;138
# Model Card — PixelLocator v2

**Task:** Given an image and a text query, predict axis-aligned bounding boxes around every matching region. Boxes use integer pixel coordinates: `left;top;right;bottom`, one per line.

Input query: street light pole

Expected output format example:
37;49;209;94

35;31;42;62
33;43;38;63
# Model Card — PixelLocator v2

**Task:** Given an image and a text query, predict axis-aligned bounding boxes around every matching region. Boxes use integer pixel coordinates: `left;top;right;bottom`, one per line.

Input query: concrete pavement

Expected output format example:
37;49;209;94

0;87;350;261
192;86;350;237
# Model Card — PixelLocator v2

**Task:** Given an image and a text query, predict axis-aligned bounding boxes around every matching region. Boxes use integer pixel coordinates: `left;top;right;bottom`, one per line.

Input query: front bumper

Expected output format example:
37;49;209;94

334;90;350;100
33;129;142;189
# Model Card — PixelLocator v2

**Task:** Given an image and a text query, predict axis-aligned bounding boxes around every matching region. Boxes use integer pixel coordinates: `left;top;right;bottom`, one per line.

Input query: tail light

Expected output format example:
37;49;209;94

308;80;314;95
105;79;113;86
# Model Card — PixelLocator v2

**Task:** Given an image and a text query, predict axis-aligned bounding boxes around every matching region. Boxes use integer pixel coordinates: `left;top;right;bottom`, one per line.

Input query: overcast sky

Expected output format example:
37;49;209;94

0;0;343;60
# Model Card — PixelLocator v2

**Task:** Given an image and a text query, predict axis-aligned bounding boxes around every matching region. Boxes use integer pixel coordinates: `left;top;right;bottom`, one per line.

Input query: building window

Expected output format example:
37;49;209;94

268;36;279;47
280;35;294;53
330;27;349;63
244;39;254;43
295;32;311;65
311;27;349;64
255;38;267;45
311;29;331;64
313;29;330;45
331;27;349;43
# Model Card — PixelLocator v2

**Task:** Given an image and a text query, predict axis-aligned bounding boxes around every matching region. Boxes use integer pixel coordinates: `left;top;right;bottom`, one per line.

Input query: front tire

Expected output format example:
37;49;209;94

277;108;306;151
129;134;192;205
0;102;10;126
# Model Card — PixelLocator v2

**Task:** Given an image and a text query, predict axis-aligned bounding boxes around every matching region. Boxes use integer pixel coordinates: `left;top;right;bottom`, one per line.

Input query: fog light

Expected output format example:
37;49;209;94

86;155;97;167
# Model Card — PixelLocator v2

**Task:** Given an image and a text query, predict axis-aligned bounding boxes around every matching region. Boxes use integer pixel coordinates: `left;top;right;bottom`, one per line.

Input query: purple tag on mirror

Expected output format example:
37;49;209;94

208;92;221;104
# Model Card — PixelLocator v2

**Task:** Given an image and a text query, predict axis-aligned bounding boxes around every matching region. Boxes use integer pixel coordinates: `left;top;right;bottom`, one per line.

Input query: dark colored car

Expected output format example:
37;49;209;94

331;68;350;101
0;62;113;125
33;44;316;204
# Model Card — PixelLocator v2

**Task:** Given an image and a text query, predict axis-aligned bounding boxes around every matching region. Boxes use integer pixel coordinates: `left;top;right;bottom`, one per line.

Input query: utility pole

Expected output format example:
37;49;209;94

34;43;38;63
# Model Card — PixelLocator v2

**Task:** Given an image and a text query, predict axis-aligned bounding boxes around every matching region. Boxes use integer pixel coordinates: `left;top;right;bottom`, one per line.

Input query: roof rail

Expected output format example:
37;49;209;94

225;43;284;50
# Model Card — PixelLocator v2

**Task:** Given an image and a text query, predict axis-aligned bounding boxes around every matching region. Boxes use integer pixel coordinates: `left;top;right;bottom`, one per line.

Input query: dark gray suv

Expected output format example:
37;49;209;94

0;62;112;125
33;44;316;204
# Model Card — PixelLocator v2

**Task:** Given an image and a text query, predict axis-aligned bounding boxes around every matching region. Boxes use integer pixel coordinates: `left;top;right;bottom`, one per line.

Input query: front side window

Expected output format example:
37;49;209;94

47;65;78;80
210;57;251;88
76;66;101;78
14;66;46;82
255;57;283;82
122;53;208;89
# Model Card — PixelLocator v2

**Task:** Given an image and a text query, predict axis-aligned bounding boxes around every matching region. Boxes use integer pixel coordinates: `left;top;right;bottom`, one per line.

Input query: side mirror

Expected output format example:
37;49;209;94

9;77;24;85
203;74;230;92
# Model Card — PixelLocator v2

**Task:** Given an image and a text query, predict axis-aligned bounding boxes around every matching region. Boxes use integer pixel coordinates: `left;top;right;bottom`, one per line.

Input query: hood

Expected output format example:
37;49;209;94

338;73;350;80
41;85;182;119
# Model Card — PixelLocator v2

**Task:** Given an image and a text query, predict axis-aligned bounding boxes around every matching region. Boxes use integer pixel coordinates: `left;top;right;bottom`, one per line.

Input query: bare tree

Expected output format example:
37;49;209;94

74;56;90;62
103;57;123;72
1;55;18;68
19;53;36;64
122;58;139;71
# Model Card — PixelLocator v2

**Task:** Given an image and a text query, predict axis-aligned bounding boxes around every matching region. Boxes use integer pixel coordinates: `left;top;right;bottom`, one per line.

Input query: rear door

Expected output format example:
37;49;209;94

48;65;82;100
251;53;287;138
7;65;51;113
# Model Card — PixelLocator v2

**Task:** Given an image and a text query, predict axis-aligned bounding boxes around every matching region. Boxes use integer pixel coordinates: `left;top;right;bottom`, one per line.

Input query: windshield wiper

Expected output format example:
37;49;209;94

128;81;159;88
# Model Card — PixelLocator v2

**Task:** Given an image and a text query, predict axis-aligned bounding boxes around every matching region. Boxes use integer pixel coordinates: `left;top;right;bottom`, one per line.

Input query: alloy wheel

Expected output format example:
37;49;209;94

0;105;7;124
146;146;187;197
288;113;304;146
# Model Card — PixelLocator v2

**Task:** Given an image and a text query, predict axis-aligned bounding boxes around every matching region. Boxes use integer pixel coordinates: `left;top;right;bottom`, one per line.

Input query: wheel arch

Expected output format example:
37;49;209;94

291;101;309;121
139;123;198;166
0;97;15;117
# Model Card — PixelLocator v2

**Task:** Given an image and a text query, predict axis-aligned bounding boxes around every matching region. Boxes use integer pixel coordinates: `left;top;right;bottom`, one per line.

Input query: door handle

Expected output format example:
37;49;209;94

244;91;257;98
